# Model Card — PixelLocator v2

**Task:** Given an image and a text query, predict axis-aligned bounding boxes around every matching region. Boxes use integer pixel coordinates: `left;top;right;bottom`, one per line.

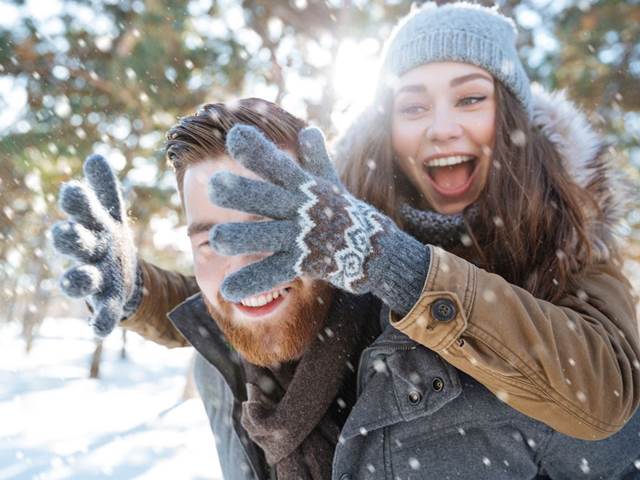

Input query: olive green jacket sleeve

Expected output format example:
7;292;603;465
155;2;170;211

391;245;640;441
119;259;200;348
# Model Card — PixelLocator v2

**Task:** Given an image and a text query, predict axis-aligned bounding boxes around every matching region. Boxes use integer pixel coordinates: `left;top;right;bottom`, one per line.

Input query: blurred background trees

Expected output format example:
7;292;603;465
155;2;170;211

1;0;638;356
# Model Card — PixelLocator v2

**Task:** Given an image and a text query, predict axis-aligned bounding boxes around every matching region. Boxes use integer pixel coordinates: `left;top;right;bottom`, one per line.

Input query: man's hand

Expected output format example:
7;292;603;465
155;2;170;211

51;154;142;337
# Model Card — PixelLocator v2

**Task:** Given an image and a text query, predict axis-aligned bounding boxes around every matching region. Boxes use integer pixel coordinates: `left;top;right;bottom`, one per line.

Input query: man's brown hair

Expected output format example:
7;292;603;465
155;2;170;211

166;98;307;195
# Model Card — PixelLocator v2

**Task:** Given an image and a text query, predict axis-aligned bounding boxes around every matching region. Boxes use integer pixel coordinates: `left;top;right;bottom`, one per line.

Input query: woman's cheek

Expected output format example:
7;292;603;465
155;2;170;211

467;107;496;148
392;119;426;159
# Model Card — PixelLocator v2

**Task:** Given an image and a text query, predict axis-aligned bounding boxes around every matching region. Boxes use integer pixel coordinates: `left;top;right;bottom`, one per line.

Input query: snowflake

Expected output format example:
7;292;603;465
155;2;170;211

579;458;590;474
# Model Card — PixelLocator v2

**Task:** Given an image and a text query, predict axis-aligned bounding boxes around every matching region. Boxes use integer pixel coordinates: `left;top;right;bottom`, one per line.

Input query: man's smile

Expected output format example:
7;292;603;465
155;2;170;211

234;286;292;318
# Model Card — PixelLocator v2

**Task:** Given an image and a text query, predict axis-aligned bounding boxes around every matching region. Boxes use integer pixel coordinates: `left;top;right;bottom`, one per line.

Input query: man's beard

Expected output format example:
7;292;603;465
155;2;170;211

204;278;335;367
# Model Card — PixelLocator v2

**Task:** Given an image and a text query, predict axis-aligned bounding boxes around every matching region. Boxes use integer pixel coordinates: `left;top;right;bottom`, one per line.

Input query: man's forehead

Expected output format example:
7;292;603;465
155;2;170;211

186;146;299;183
183;147;298;229
184;154;255;185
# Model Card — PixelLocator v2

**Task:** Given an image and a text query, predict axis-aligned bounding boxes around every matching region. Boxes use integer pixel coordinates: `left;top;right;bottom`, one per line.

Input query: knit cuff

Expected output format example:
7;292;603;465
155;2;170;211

122;263;144;319
368;227;430;316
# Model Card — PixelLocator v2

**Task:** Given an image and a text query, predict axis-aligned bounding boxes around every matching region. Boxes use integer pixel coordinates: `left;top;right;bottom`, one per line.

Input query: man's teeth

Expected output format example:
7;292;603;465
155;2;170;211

240;288;288;307
427;155;475;167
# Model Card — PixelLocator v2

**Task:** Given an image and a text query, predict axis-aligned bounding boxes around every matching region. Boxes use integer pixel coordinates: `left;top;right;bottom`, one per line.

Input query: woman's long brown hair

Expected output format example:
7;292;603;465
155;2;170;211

336;81;604;302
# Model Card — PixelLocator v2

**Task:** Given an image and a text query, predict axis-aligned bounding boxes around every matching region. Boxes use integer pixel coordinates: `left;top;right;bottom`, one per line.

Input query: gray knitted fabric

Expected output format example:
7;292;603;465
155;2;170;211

51;154;142;337
380;1;532;115
399;203;478;250
208;125;429;316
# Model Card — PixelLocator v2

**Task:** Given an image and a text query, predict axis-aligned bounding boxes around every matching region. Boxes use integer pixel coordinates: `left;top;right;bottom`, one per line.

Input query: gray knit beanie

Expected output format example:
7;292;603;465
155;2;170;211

380;1;532;115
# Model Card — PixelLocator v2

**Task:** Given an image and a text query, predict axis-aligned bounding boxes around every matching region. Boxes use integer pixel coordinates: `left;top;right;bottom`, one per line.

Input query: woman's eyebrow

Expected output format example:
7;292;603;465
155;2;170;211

395;73;492;95
450;73;493;87
395;84;427;95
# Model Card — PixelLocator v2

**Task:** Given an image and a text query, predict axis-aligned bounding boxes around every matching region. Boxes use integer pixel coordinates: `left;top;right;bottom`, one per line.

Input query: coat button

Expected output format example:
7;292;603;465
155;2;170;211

408;390;422;404
431;298;457;322
432;377;444;392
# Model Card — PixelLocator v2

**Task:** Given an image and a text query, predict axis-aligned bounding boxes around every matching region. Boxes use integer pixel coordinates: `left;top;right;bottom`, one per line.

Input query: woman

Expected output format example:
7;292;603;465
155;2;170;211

209;0;639;438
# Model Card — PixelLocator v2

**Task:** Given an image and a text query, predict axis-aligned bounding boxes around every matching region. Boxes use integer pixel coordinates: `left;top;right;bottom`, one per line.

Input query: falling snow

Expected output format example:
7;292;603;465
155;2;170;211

580;458;591;474
510;129;527;147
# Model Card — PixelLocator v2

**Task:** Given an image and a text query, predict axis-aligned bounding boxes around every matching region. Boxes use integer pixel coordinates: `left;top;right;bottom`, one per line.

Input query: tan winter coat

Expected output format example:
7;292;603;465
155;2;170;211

121;87;640;441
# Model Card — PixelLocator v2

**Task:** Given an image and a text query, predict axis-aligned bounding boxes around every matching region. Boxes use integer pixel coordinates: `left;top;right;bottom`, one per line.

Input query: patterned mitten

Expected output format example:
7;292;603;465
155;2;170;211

51;154;142;337
208;125;429;315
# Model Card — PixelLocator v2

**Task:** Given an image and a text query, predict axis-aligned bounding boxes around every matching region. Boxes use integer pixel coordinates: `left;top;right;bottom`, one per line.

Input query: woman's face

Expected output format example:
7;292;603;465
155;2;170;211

391;62;496;215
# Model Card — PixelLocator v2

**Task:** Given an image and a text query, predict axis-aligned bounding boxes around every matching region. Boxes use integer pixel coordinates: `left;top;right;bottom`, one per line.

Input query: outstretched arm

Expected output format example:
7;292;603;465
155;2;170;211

208;124;436;315
392;247;640;440
120;259;198;348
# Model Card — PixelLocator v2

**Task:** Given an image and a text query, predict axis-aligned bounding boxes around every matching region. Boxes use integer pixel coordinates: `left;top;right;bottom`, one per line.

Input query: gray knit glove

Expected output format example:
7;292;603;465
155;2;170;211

51;154;142;337
208;125;429;315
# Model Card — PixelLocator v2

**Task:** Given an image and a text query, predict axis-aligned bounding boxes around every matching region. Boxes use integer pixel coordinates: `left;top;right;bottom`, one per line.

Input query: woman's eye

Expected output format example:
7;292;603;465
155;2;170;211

458;95;486;107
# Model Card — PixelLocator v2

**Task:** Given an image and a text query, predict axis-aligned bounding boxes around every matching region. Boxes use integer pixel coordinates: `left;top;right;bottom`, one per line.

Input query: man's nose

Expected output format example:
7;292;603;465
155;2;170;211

225;252;269;275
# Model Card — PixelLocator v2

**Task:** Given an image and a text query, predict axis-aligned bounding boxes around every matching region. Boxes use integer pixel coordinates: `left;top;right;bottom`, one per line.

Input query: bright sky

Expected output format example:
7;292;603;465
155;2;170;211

0;0;383;134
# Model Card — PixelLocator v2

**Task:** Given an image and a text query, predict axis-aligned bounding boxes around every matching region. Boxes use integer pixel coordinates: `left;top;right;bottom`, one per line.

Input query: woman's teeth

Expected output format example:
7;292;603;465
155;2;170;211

426;155;475;167
240;287;289;307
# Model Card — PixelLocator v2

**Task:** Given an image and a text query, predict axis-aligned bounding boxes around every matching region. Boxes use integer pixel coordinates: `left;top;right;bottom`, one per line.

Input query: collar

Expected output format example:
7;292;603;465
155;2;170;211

167;293;246;401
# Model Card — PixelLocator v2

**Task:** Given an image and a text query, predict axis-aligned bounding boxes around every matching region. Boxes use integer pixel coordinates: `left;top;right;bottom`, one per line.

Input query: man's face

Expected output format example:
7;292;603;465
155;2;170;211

183;154;334;367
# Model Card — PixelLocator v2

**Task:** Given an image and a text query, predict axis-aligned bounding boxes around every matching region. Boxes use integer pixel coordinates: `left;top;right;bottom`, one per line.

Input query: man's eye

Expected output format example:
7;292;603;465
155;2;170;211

458;96;486;107
400;105;428;116
198;241;212;252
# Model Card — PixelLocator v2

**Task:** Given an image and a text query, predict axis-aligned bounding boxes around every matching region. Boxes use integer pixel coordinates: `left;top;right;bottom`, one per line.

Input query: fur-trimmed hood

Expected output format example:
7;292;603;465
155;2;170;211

530;84;626;260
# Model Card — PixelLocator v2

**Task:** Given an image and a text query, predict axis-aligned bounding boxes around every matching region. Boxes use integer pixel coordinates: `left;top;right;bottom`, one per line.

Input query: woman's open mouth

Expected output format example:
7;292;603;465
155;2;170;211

423;154;479;198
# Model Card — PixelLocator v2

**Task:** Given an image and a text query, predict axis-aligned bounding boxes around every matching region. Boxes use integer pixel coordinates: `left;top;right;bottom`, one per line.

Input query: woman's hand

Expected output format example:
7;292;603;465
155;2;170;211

208;125;394;300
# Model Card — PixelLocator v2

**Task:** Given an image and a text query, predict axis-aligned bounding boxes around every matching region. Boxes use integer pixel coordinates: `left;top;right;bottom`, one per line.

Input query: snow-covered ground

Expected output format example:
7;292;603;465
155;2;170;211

0;317;222;480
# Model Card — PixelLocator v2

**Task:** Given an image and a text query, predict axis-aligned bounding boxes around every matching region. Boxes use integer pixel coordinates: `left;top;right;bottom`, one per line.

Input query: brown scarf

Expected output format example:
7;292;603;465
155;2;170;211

240;292;380;479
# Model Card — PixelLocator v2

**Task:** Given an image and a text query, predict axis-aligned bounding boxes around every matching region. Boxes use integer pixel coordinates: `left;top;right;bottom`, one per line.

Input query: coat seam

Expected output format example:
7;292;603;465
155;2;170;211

431;319;464;350
384;426;393;480
425;245;439;292
394;417;540;450
463;261;477;319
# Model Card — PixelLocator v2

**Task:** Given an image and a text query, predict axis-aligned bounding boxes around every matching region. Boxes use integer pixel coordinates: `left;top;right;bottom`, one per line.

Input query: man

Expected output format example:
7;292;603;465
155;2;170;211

161;100;380;478
52;98;640;480
53;99;382;479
